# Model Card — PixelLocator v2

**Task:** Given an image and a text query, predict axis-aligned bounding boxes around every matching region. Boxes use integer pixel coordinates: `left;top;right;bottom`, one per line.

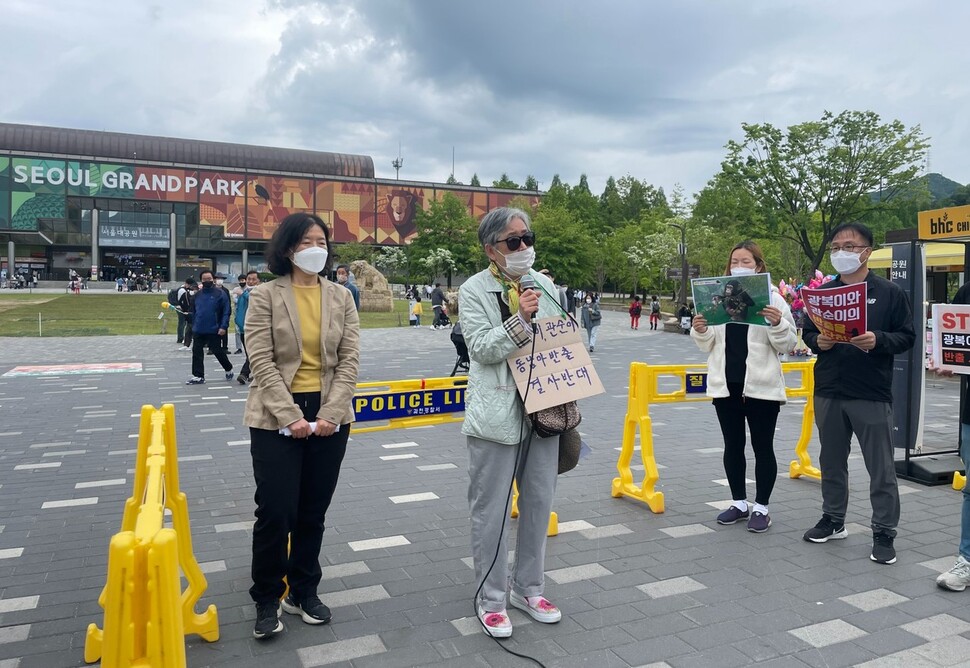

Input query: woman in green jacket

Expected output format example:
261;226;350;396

459;207;563;639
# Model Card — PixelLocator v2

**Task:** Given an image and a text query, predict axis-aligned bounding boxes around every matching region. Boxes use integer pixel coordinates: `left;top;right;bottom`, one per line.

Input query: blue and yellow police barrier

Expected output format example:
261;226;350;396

351;376;467;433
85;404;218;667
352;376;558;535
611;360;817;513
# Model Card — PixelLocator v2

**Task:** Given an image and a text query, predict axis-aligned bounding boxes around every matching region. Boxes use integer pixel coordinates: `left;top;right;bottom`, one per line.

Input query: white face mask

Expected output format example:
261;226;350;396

501;245;535;277
730;267;756;276
830;250;864;275
292;247;329;275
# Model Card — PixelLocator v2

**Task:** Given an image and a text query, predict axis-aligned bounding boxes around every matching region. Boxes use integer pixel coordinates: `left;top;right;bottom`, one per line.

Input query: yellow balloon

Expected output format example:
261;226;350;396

161;301;171;309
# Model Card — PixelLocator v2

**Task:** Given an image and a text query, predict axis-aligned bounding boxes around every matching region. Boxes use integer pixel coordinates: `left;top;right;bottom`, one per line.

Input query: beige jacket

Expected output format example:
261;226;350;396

242;274;360;430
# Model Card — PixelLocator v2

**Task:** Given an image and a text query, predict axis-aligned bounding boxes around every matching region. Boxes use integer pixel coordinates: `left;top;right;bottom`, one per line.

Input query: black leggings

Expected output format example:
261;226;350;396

712;383;780;506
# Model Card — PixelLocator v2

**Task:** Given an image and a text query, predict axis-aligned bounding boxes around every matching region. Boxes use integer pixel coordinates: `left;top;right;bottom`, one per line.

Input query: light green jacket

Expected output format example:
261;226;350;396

459;268;563;445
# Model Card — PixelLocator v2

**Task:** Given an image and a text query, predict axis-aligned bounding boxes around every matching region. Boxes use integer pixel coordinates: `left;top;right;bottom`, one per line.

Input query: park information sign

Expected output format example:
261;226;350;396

690;273;772;327
801;283;867;343
507;317;605;413
931;304;970;374
918;204;970;241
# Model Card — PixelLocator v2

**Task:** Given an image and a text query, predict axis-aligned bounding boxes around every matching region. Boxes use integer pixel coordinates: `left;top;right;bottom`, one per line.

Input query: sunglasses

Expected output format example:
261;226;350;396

495;232;535;251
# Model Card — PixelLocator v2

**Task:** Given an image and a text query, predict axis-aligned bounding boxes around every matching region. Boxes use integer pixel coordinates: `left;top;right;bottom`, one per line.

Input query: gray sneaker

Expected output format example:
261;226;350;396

716;505;749;525
747;511;771;533
937;555;970;591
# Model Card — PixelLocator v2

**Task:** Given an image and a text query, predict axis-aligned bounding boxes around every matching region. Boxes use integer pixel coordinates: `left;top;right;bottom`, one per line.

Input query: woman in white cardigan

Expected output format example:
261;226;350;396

691;241;797;533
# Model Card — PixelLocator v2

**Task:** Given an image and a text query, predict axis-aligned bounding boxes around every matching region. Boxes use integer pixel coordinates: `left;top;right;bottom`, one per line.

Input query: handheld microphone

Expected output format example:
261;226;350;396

518;275;538;325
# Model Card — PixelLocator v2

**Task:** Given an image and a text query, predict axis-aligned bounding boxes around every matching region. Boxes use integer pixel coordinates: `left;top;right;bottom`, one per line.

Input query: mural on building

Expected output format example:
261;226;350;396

376;184;430;244
0;157;8;229
247;176;314;239
316;181;376;243
0;154;538;244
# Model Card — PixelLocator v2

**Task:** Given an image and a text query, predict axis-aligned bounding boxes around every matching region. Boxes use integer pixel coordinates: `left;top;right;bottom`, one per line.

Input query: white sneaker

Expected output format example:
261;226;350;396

937;555;970;591
477;607;512;638
508;591;561;623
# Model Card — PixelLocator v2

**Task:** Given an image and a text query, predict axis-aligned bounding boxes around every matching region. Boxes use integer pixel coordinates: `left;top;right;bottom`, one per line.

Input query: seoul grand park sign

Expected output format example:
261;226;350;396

13;163;246;198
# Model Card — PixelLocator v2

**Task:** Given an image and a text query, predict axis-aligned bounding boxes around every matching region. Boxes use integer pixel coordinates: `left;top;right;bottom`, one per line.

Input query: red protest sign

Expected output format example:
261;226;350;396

800;283;867;343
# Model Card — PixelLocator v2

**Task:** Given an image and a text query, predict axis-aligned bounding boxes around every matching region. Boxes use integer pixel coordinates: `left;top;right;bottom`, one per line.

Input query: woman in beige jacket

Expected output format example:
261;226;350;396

243;213;360;639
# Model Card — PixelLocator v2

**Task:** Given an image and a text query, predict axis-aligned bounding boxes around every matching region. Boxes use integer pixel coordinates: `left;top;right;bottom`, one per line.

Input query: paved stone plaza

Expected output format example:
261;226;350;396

1;310;969;667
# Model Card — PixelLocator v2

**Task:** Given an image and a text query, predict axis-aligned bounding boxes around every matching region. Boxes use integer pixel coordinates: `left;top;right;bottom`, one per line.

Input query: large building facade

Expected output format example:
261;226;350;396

0;123;536;281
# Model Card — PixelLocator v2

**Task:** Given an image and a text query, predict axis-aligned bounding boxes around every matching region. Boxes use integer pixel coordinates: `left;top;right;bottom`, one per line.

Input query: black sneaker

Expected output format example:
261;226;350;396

225;371;234;382
803;515;848;543
870;531;897;564
253;601;283;639
281;594;331;625
237;374;248;385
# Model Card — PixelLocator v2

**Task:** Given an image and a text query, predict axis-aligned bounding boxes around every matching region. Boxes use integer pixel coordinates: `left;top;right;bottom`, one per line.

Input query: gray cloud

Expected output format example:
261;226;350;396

2;0;967;198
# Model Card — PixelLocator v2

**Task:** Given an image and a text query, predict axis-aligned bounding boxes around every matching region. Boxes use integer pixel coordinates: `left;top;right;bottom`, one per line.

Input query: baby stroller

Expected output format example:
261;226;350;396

433;306;452;330
449;322;469;377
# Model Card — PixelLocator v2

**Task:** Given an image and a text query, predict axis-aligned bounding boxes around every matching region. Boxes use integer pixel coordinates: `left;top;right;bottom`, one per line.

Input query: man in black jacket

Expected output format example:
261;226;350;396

802;222;915;565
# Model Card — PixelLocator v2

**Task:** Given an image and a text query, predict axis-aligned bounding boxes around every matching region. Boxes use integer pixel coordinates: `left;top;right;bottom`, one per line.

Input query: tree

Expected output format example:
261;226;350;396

567;174;601;231
470;173;481;187
446;173;461;185
408;192;480;285
417;248;456;284
944;184;970;207
492;173;520;190
599;176;624;228
723;109;929;270
374;246;408;276
616;175;671;222
530;204;595;288
524;175;539;191
542;174;570;209
334;241;375;266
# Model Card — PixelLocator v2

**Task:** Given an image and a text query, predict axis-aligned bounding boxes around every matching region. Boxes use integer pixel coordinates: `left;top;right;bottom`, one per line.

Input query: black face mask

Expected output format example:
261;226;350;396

202;281;214;290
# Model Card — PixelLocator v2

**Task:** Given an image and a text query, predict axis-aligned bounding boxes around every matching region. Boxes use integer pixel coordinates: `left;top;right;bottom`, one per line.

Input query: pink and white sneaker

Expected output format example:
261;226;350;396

509;591;562;623
477;607;512;638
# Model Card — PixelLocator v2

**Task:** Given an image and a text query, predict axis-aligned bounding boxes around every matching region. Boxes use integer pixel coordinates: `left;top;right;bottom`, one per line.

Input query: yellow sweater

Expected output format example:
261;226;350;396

291;284;322;392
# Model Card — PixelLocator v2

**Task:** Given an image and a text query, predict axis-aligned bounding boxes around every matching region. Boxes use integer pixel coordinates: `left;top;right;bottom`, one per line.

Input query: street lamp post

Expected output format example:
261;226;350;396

667;222;688;306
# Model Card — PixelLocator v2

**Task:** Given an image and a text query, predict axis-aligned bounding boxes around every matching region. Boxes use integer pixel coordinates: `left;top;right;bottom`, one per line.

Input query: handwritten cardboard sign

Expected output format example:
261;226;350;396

931;304;970;374
507;316;605;413
801;283;867;343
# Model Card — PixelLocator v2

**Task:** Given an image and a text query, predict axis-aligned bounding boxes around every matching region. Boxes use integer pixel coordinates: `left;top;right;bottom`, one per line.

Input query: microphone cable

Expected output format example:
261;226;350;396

472;283;547;668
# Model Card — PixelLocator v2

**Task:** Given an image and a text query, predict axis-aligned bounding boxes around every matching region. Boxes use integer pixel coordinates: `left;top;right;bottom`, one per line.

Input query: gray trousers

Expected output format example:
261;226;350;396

816;396;900;536
467;433;558;612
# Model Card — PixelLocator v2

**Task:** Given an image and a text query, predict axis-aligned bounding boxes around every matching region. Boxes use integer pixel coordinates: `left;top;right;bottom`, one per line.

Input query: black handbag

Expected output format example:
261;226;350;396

530;400;582;439
557;428;582;474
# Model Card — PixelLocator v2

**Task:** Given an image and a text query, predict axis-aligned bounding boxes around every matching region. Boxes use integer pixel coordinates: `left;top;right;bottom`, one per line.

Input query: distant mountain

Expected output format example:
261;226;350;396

924;173;964;203
870;173;965;205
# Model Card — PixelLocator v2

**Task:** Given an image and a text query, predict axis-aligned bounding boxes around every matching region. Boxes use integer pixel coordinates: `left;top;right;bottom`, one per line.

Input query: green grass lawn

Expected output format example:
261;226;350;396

0;293;412;337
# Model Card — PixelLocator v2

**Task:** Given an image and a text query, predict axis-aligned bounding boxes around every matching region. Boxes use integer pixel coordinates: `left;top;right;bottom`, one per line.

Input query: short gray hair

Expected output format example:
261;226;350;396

478;207;531;248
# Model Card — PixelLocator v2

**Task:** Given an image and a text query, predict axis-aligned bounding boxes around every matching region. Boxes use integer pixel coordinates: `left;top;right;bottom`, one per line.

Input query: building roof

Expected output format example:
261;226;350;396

0;122;374;179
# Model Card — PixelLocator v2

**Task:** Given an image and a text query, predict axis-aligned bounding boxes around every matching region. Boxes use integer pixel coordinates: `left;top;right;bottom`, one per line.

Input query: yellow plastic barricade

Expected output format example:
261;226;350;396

955;471;967;491
611;360;817;513
85;404;218;667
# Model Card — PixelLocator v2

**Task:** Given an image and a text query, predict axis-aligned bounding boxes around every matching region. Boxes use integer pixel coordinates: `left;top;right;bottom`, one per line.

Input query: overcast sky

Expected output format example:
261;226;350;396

2;0;966;199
